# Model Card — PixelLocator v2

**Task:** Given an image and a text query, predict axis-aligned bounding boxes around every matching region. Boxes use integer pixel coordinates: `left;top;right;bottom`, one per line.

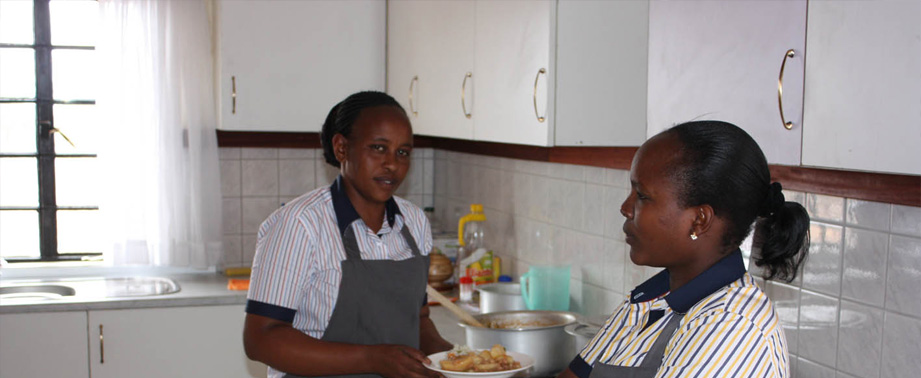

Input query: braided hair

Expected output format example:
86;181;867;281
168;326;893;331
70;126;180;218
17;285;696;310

662;121;810;282
319;91;407;168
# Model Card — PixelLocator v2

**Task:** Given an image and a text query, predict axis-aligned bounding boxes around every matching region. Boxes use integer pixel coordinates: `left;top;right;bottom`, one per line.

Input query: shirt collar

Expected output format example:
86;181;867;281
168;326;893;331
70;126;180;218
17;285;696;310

629;249;746;314
330;175;402;236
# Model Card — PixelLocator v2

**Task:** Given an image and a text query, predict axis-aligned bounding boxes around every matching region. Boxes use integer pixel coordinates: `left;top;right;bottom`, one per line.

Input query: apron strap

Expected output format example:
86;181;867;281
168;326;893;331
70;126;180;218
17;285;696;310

639;313;684;368
341;219;423;261
341;224;363;261
399;225;422;257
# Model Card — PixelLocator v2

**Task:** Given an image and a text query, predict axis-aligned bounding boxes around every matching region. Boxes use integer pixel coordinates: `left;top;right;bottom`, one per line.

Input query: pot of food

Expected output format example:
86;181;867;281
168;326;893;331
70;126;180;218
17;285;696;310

476;283;527;313
459;310;578;377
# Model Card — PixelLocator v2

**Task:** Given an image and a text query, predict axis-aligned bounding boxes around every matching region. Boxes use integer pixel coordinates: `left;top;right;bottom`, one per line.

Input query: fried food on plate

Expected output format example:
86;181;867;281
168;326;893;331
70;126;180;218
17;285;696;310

439;344;523;372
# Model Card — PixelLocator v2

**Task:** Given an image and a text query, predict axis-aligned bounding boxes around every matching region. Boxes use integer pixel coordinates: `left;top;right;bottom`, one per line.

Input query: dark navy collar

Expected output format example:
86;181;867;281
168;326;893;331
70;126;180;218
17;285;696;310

629;249;746;314
330;176;402;237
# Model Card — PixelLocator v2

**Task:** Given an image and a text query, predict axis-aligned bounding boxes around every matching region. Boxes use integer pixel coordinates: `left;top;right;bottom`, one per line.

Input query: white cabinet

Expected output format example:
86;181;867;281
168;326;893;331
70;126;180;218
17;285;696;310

802;1;921;175
0;305;264;378
88;305;264;378
555;0;648;146
218;0;385;132
387;0;475;140
387;0;555;146
473;0;555;146
647;1;807;166
387;0;648;147
0;311;89;378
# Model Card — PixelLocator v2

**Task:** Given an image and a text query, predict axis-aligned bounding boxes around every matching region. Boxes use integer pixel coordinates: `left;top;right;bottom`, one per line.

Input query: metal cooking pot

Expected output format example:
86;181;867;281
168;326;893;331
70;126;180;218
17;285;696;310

565;322;602;352
476;283;527;313
459;310;578;377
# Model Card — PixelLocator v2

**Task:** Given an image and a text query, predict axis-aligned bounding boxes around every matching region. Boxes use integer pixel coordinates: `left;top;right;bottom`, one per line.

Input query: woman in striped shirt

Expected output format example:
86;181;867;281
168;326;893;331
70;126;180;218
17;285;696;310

243;91;451;378
560;121;810;378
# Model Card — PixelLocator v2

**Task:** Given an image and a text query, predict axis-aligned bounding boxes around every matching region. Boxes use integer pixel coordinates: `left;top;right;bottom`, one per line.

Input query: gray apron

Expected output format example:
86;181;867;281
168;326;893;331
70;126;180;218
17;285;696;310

589;313;685;378
284;222;429;378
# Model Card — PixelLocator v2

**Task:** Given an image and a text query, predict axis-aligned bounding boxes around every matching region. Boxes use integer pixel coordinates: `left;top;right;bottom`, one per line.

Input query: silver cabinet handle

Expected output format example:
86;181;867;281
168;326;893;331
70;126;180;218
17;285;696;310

99;324;105;364
231;76;237;115
533;68;547;123
778;49;795;130
461;72;472;119
409;76;419;117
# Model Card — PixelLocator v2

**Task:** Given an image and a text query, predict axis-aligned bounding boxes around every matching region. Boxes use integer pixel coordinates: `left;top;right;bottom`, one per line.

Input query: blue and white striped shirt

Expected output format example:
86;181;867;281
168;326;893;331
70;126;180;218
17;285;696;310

572;250;788;377
245;179;433;339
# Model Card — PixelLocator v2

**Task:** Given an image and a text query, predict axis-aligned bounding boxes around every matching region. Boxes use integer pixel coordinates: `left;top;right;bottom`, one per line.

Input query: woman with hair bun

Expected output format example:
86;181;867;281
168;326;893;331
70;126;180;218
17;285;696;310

243;91;451;378
560;121;809;378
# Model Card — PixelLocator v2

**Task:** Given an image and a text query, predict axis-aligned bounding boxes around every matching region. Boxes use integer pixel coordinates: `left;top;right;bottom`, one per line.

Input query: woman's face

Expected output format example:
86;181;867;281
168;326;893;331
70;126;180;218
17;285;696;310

335;106;413;206
620;134;699;268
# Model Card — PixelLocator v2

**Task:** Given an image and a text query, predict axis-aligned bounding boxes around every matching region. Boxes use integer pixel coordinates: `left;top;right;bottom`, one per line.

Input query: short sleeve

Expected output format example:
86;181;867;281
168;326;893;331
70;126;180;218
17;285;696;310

246;208;315;322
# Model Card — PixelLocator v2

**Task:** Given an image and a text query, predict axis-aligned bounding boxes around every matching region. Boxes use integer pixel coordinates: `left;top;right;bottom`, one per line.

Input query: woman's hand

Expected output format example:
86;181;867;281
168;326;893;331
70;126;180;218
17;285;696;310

367;344;442;378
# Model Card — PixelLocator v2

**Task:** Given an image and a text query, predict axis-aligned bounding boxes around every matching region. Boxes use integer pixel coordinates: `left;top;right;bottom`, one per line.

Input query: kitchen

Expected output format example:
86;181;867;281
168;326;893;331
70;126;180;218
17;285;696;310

1;1;920;378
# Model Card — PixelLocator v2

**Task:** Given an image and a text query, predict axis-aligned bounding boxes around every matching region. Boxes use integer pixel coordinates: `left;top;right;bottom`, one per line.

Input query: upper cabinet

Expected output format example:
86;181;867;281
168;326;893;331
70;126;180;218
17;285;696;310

388;0;649;147
647;0;807;166
389;0;554;146
387;1;475;140
555;0;648;146
802;1;921;175
218;0;385;132
472;0;555;146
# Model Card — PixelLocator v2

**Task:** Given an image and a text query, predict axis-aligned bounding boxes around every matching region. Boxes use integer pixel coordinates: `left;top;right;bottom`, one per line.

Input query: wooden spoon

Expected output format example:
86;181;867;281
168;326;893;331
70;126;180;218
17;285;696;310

426;284;486;328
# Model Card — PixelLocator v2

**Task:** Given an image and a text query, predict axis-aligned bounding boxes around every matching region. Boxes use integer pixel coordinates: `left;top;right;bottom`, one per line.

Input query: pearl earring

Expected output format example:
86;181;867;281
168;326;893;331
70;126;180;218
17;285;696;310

690;232;698;241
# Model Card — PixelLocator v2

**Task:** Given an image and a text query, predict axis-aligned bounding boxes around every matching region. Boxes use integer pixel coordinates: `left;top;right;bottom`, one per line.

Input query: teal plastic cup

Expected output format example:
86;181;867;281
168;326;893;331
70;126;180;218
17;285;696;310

520;265;571;311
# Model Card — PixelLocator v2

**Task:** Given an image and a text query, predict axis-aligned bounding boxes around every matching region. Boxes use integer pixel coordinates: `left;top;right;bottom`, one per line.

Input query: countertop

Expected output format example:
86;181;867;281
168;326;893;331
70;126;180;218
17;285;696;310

1;265;480;350
0;266;247;314
428;304;468;346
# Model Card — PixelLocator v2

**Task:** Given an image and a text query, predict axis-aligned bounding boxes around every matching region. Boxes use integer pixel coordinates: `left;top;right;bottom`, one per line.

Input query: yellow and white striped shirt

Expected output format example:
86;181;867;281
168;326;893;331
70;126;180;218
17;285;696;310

572;251;788;377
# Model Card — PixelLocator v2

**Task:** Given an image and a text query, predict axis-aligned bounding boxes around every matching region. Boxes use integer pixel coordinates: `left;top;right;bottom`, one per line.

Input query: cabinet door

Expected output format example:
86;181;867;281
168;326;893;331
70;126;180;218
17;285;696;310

802;1;921;175
89;305;265;378
387;1;475;140
647;1;806;165
219;0;385;132
474;0;554;146
0;311;89;378
555;0;648;146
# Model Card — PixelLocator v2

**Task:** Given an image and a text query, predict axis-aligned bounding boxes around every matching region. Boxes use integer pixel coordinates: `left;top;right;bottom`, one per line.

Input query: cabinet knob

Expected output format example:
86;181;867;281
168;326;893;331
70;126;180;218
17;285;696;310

778;49;796;130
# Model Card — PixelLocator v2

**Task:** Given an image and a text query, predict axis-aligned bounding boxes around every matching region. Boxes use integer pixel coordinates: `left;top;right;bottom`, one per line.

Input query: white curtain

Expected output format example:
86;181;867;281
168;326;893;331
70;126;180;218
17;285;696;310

97;0;222;268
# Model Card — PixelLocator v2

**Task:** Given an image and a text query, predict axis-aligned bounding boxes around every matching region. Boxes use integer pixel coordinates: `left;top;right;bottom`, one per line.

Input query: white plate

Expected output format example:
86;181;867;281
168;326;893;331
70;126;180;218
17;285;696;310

425;350;534;378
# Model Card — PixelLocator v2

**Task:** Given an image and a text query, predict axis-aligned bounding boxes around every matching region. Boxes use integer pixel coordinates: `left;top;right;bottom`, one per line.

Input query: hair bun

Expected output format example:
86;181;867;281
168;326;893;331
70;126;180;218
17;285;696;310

760;182;785;217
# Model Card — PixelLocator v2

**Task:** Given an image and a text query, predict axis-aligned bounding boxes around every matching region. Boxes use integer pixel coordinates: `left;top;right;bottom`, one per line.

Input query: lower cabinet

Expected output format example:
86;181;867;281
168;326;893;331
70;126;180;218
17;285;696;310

0;304;266;378
89;305;266;378
0;311;89;378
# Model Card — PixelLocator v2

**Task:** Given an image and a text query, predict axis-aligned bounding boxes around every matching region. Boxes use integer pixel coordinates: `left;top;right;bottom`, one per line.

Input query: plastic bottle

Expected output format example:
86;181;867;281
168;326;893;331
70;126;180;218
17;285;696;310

457;204;487;281
458;276;474;303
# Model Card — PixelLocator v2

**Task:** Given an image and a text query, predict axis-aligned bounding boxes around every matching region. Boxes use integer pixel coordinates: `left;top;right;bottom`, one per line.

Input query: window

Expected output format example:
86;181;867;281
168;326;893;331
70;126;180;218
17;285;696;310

0;0;101;262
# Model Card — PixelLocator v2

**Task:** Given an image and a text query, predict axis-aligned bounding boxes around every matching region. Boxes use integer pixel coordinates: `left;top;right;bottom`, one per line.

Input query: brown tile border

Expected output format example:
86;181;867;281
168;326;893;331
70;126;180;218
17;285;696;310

217;130;322;148
217;130;920;207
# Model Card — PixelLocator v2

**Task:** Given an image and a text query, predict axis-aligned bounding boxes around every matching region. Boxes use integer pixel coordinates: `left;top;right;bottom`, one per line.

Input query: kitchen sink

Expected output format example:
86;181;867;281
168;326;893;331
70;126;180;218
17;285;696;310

101;276;180;297
0;276;180;303
0;284;77;300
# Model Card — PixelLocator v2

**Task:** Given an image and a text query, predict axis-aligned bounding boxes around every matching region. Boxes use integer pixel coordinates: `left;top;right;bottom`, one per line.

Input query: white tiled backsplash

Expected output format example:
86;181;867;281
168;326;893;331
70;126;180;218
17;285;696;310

219;147;434;269
219;147;921;378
